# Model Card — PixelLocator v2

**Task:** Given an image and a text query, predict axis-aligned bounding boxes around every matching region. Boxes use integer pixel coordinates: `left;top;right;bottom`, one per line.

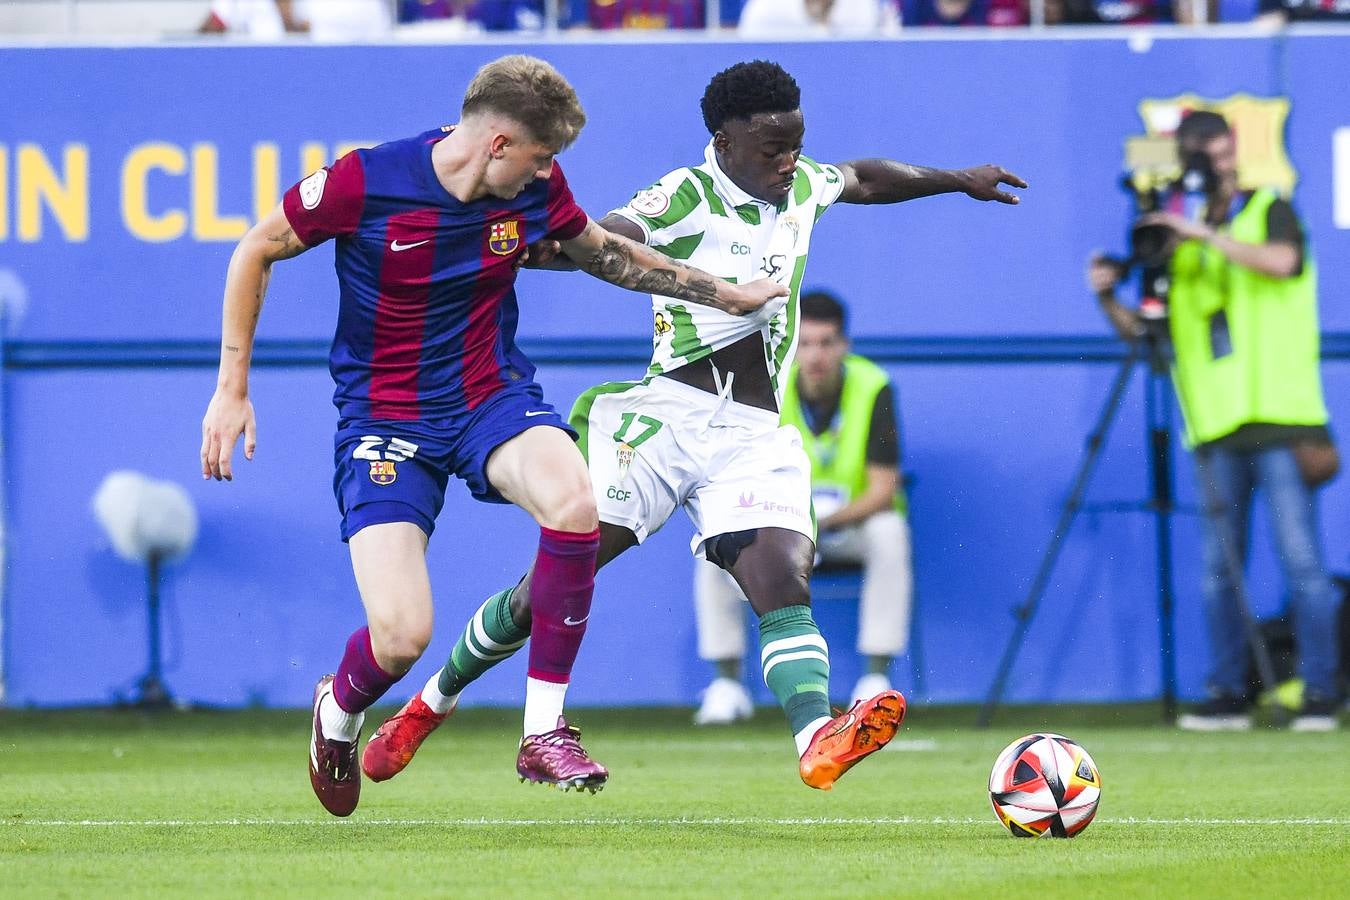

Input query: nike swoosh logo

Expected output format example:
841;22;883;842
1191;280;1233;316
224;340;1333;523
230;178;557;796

829;713;857;736
390;239;430;252
347;673;371;696
563;615;589;627
524;410;552;417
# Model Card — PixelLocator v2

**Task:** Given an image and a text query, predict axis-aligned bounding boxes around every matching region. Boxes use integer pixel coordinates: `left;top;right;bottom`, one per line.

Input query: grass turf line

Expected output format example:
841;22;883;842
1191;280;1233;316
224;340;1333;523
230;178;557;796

1;705;1346;898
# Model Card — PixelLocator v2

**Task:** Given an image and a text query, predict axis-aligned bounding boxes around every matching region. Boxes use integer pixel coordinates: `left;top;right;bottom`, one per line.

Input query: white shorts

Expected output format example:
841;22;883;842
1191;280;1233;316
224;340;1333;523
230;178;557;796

570;377;814;559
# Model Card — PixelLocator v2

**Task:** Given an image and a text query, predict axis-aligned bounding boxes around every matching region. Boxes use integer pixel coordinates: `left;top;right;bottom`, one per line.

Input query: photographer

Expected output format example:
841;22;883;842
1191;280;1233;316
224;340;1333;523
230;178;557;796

1088;110;1341;732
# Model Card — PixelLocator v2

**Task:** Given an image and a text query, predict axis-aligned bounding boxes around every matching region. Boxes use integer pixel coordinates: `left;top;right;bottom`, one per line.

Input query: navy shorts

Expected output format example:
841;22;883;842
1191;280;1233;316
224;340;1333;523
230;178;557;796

332;382;575;542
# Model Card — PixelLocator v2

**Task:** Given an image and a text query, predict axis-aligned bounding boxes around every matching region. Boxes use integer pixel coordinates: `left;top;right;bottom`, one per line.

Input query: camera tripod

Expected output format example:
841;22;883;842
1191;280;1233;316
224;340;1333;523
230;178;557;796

976;323;1283;727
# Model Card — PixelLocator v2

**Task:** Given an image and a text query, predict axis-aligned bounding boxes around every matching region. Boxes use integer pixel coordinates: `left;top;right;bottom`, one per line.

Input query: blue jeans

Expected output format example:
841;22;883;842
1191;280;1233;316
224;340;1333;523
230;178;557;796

1194;444;1341;702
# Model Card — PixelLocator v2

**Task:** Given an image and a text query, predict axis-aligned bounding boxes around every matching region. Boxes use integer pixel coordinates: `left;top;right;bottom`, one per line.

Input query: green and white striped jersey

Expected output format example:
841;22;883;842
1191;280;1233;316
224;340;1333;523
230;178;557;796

610;141;845;406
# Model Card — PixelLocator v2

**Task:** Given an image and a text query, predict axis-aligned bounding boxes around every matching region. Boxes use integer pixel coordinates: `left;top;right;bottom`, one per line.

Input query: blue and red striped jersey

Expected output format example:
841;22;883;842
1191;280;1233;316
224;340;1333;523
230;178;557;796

282;127;588;421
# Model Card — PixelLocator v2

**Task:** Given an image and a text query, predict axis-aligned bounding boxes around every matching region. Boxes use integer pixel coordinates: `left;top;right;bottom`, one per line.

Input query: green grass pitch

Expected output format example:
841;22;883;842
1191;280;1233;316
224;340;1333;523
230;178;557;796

2;704;1346;898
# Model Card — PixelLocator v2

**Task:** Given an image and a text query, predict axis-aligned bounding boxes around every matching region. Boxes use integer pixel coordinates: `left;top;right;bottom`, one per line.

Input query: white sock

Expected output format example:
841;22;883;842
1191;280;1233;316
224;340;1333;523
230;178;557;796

319;688;364;743
420;673;459;715
523;677;569;738
794;716;833;757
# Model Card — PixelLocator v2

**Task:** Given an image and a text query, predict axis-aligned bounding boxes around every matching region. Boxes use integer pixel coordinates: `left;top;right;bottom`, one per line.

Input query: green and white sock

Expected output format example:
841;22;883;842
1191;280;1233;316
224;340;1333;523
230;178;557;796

758;605;832;755
419;674;459;716
434;587;528;709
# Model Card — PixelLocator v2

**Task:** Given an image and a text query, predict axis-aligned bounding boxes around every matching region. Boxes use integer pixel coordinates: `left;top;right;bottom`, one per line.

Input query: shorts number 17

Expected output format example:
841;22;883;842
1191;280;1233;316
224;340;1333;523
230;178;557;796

613;413;663;448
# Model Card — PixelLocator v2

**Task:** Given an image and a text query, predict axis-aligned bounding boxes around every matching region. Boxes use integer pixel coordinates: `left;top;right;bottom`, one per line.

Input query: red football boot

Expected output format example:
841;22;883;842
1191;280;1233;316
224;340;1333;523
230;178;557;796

362;693;450;782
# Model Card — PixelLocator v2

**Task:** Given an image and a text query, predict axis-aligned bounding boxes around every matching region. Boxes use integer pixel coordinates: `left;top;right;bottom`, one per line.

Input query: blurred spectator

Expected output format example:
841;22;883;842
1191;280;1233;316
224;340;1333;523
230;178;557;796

200;0;300;38
203;0;393;39
301;0;393;40
399;0;459;19
739;0;900;34
1256;0;1350;24
1044;0;1217;22
399;0;544;30
1042;0;1200;23
903;0;1026;26
573;0;706;28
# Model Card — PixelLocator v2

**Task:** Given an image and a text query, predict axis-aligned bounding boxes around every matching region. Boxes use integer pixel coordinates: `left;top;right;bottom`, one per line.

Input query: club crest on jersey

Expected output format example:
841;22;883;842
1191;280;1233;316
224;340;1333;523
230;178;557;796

616;442;635;482
488;219;522;256
299;169;328;210
369;460;397;485
631;188;670;218
654;312;673;338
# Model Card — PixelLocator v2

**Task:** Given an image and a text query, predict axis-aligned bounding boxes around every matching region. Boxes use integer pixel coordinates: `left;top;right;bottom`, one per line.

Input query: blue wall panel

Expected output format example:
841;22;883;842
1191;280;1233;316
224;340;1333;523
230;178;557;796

3;35;1348;706
7;358;1347;707
4;35;1348;342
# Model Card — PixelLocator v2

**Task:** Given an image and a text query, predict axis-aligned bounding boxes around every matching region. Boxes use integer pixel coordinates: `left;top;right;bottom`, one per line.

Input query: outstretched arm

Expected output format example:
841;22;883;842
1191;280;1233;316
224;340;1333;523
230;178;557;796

559;217;785;316
837;160;1026;205
200;204;309;481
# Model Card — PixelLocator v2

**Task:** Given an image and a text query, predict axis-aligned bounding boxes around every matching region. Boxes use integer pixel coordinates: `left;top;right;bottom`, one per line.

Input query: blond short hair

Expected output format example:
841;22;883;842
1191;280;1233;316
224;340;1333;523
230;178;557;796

461;55;587;150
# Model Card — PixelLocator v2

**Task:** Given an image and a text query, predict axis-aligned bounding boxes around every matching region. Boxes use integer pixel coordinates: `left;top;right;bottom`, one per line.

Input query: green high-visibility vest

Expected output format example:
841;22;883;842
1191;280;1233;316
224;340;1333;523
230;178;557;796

782;355;907;516
1168;189;1327;447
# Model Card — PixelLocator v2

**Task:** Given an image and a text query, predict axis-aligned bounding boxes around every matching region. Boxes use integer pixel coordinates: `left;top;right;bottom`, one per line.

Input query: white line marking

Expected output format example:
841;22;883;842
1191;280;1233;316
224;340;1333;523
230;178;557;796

886;739;939;752
4;817;1347;828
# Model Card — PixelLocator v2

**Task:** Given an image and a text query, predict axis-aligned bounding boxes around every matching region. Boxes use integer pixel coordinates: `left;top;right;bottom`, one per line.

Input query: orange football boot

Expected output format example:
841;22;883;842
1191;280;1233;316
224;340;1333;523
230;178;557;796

799;690;906;790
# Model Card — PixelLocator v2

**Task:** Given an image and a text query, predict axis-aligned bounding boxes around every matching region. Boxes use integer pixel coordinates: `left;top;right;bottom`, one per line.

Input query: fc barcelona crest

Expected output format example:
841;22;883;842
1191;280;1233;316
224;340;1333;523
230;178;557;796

369;460;397;485
488;219;522;256
1128;93;1296;196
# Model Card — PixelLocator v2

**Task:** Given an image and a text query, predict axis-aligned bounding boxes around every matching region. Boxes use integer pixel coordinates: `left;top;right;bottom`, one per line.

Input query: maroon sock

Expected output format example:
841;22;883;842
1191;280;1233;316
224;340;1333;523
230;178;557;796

526;526;600;684
332;627;400;714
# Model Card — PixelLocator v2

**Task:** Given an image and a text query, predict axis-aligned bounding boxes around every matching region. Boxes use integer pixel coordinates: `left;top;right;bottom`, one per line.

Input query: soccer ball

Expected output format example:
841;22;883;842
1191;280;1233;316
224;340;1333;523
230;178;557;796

988;733;1101;838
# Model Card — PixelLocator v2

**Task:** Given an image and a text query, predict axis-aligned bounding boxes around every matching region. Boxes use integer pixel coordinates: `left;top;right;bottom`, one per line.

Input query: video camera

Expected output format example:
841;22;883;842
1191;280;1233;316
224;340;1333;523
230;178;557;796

1114;136;1218;319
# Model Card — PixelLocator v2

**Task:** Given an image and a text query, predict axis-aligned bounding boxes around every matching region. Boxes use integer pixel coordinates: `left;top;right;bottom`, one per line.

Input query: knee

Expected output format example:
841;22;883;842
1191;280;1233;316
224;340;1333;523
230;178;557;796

862;511;906;544
367;614;433;675
752;569;812;613
538;488;599;534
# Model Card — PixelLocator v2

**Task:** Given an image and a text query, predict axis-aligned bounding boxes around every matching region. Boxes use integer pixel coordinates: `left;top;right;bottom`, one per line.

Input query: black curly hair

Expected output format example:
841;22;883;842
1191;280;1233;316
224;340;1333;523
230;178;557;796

700;61;801;135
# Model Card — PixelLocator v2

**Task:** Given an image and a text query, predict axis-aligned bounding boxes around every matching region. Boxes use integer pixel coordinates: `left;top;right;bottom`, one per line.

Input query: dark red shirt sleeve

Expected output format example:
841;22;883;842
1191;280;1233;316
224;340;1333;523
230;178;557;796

282;150;366;247
545;161;589;242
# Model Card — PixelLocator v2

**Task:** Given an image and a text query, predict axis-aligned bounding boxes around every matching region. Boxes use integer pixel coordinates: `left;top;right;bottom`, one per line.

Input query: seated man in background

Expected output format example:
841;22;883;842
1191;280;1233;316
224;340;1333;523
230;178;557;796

694;290;913;724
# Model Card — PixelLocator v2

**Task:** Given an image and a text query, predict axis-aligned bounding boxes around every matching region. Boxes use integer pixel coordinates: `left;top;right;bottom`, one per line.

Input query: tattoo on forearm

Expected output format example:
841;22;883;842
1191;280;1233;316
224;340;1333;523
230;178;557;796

585;237;724;308
225;345;240;353
266;226;305;260
585;236;634;284
635;270;718;304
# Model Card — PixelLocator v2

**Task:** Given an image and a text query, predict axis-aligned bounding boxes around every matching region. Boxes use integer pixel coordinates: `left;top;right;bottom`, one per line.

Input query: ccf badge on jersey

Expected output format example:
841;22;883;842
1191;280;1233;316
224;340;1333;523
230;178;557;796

615;442;635;482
